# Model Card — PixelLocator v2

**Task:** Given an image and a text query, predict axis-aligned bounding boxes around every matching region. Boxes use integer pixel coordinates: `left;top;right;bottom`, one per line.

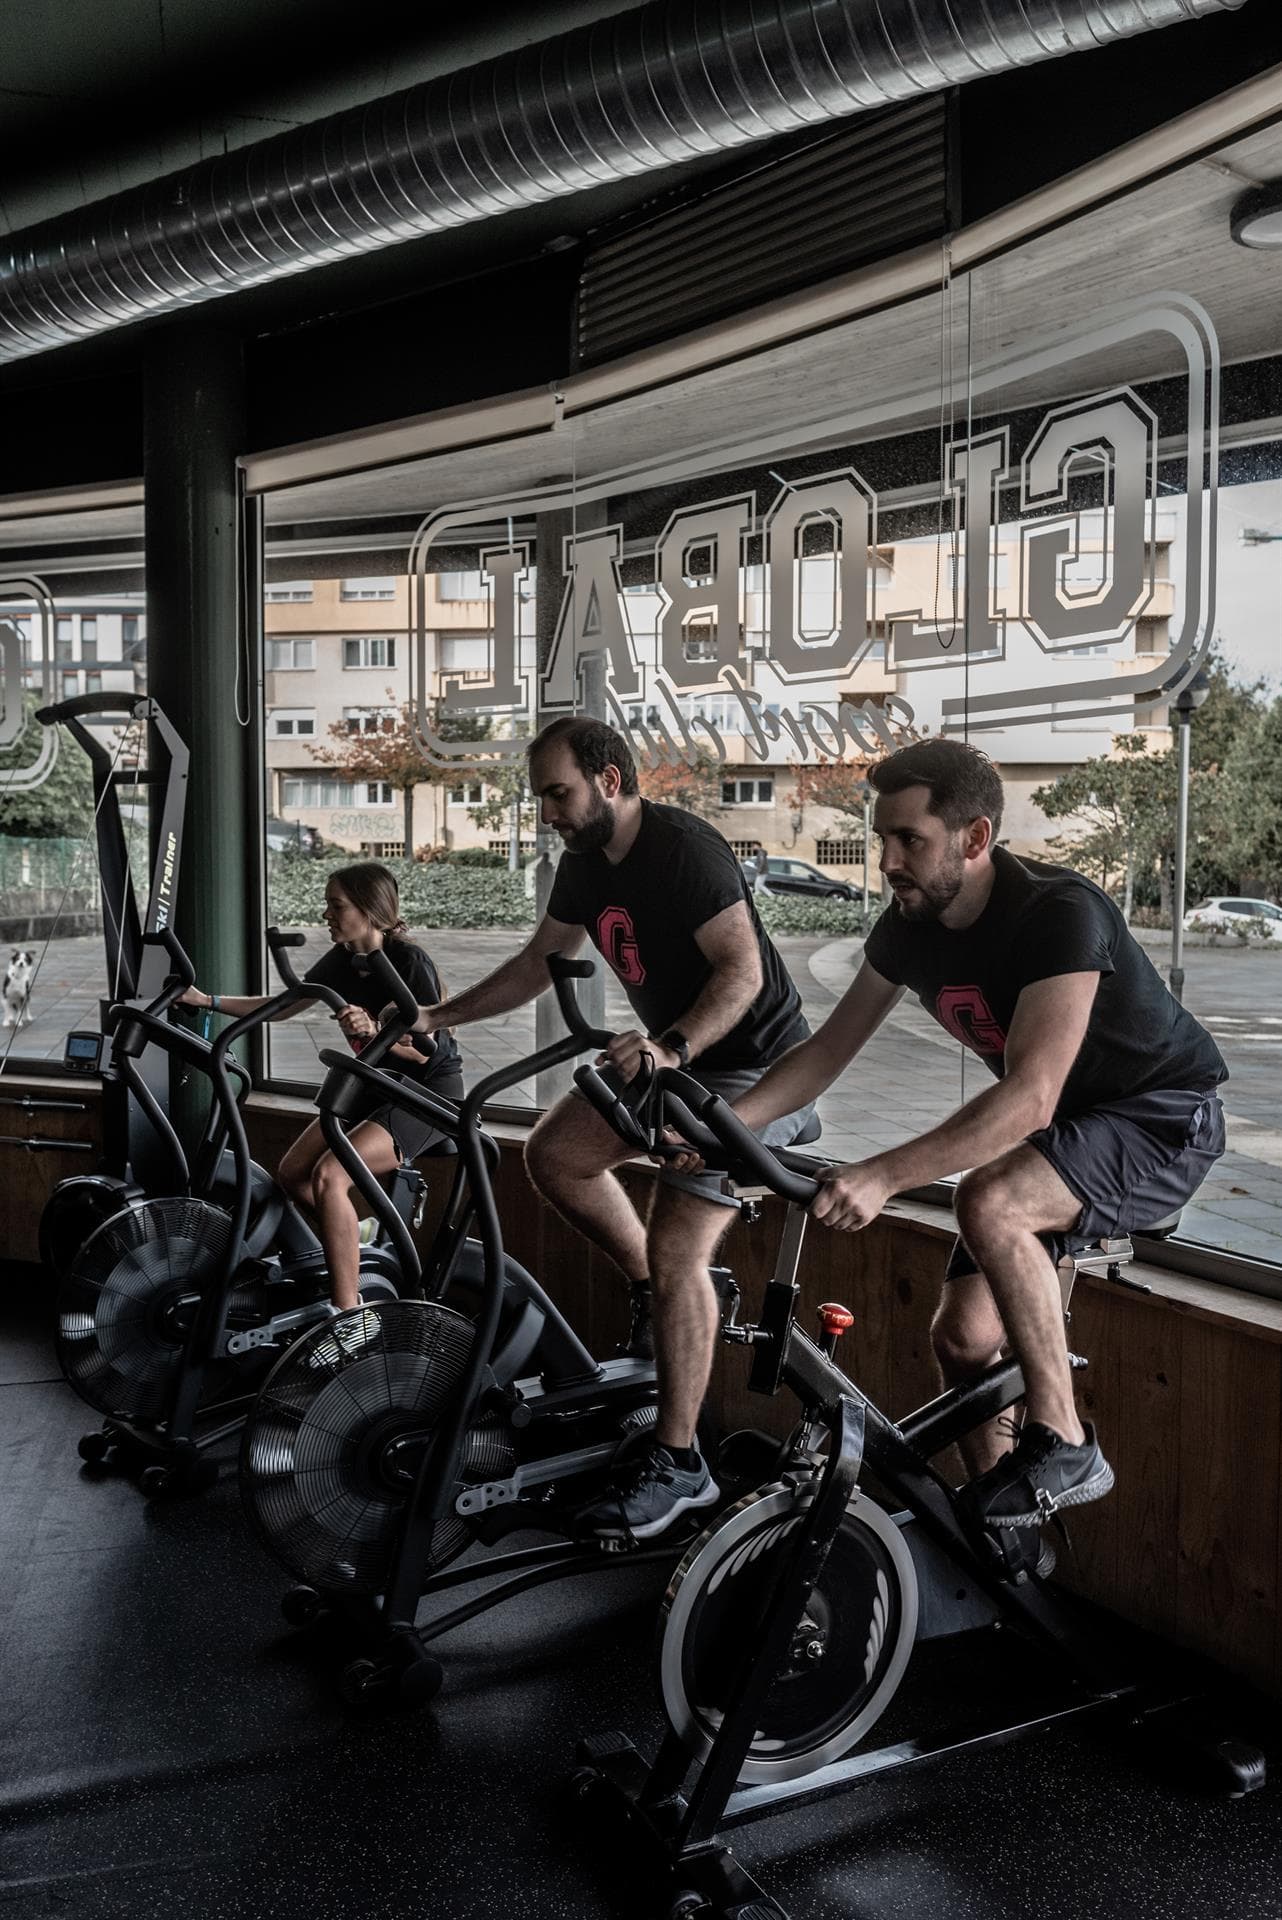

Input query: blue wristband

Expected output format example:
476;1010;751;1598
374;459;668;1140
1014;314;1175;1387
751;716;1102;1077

210;993;220;1013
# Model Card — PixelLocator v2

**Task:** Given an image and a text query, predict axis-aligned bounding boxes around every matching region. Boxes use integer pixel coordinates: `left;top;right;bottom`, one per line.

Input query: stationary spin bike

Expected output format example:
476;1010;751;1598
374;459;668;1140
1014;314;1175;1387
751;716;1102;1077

565;1065;1267;1920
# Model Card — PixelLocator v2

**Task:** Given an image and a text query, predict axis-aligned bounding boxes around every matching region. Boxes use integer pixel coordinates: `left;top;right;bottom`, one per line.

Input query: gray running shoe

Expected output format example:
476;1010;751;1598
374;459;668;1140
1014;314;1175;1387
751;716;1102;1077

578;1443;719;1541
965;1421;1114;1528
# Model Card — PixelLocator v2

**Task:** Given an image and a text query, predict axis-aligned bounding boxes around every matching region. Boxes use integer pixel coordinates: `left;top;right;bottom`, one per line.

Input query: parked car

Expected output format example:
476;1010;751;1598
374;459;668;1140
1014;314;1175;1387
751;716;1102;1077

1183;896;1282;941
738;855;856;902
266;816;321;855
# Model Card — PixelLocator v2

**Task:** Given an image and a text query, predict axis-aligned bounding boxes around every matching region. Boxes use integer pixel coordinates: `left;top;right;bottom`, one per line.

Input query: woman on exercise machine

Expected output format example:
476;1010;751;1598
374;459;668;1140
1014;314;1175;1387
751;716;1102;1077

181;862;463;1311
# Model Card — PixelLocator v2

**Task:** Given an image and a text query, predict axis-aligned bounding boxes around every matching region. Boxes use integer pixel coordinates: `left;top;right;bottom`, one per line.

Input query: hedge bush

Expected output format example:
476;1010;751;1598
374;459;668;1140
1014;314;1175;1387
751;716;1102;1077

267;851;534;930
755;894;879;938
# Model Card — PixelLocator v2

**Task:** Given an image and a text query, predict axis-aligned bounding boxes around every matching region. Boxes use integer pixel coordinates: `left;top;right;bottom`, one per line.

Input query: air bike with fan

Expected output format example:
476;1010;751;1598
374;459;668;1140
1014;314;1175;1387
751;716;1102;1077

239;951;691;1708
558;1040;1267;1920
58;925;426;1495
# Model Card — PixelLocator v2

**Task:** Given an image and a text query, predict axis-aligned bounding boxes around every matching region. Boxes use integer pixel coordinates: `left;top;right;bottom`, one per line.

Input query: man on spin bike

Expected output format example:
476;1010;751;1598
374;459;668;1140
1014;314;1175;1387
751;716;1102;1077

723;737;1227;1534
407;715;817;1539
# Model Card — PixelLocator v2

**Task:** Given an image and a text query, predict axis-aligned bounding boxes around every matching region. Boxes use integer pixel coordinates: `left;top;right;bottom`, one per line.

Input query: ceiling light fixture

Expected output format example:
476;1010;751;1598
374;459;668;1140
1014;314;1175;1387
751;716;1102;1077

1230;180;1282;249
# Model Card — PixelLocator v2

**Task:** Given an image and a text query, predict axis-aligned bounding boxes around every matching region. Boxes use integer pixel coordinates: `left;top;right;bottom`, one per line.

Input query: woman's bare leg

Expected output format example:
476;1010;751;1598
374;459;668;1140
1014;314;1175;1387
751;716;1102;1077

309;1122;402;1310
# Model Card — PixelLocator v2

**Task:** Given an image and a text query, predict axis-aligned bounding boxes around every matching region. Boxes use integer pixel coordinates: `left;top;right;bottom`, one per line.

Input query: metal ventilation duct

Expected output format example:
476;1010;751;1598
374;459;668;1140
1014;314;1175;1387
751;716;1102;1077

0;0;1242;365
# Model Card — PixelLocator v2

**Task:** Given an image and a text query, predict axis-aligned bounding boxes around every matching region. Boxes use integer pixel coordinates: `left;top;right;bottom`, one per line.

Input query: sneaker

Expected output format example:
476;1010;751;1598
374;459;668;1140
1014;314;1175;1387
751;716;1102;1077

309;1303;382;1368
577;1442;719;1541
619;1283;654;1361
964;1421;1114;1529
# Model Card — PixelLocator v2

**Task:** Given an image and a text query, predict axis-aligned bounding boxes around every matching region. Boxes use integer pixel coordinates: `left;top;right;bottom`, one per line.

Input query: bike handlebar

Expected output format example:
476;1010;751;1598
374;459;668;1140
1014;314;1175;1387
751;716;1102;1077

547;952;613;1050
265;925;348;1015
571;1052;821;1210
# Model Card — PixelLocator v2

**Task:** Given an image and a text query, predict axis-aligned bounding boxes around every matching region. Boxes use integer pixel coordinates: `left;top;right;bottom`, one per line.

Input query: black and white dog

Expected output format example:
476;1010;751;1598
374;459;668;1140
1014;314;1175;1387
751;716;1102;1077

2;949;34;1027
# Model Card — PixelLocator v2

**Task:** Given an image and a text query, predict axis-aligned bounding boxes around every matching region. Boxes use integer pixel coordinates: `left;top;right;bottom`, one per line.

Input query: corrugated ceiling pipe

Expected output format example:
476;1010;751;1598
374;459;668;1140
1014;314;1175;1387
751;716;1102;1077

0;0;1242;364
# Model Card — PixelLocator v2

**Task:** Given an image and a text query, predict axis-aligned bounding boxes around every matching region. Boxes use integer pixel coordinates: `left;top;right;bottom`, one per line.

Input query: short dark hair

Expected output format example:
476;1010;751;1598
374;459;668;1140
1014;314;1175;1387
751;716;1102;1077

527;715;639;796
868;738;1004;838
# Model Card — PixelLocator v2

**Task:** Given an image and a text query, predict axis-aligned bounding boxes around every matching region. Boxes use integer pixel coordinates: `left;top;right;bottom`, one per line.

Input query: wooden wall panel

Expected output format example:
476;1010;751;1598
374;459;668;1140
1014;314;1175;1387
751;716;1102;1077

0;1084;102;1264
1176;1318;1281;1690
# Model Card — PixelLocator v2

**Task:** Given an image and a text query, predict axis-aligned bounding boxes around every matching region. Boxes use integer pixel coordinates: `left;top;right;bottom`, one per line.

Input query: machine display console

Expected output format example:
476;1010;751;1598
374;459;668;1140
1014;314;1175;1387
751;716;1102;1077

63;1031;104;1074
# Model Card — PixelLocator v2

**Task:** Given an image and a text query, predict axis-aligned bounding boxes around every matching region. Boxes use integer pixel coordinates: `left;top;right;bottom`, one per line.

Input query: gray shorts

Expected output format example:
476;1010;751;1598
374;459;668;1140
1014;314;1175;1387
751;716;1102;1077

945;1084;1225;1280
591;1062;820;1211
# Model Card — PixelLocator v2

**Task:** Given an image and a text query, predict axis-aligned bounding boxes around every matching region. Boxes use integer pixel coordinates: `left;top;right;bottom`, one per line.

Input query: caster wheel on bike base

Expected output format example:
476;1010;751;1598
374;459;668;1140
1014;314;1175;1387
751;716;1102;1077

281;1585;324;1628
339;1658;392;1707
397;1656;443;1707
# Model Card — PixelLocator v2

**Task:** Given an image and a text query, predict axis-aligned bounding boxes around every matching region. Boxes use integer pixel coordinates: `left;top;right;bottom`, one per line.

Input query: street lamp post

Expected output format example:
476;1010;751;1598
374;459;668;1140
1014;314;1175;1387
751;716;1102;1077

1168;670;1210;1005
861;786;872;920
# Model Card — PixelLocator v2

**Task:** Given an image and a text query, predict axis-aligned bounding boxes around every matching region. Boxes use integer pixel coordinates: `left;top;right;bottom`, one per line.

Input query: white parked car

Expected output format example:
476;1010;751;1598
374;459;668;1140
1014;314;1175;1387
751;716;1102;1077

1183;897;1282;941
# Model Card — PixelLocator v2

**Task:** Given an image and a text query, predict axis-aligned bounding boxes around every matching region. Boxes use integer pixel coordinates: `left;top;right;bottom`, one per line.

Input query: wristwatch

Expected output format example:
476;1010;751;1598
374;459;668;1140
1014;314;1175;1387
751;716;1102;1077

658;1028;691;1068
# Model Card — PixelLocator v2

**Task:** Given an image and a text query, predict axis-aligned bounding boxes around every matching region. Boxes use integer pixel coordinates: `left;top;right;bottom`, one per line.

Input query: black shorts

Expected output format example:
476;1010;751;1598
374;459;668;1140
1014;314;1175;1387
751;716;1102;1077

945;1085;1225;1282
351;1069;465;1164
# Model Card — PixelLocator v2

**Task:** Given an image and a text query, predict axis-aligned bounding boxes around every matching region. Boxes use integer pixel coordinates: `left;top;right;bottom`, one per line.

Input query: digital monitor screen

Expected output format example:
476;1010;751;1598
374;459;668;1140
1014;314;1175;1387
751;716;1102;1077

65;1034;101;1061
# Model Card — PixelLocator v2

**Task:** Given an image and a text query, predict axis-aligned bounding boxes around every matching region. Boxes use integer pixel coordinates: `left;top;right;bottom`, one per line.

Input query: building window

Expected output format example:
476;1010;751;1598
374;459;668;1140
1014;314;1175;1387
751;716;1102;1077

268;709;316;738
361;841;404;859
55;616;73;662
84;671;103;694
815;839;864;865
342;635;396;668
727;839;763;859
266;637;316;670
487;839;536;857
361;782;395;806
448;781;484;805
343;706;396;734
122;614;141;656
80;618;98;662
437;570;487;601
264;580;314;603
60;670;77;697
340;576;397;601
720;777;774;806
282;775;361;807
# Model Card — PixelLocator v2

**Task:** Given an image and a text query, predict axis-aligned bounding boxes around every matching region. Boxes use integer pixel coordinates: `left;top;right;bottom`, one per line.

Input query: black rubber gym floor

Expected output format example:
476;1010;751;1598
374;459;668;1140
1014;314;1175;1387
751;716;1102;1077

3;1272;1281;1920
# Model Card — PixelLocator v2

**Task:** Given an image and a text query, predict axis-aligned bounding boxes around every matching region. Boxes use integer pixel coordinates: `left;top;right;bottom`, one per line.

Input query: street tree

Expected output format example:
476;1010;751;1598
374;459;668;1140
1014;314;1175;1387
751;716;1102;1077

0;698;96;839
638;749;725;819
311;693;492;856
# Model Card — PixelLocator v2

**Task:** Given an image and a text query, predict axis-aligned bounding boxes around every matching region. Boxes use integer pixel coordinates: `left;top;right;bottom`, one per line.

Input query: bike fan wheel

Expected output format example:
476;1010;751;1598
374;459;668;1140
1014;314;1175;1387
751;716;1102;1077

240;1299;514;1595
39;1175;131;1279
56;1197;239;1420
658;1482;918;1785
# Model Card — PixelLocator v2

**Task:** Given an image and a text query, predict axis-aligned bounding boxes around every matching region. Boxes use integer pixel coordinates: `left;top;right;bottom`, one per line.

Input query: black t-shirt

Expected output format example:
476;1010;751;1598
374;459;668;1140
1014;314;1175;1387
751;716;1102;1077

863;847;1225;1116
304;935;462;1086
546;800;808;1071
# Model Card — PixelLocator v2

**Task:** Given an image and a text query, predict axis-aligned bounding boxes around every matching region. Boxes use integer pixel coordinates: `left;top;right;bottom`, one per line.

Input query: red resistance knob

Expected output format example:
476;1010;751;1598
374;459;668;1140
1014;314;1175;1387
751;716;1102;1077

818;1303;854;1339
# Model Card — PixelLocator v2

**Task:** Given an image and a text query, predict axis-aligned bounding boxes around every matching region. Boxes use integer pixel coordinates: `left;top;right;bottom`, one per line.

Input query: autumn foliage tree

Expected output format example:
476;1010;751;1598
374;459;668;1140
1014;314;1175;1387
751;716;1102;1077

638;749;725;818
311;692;492;854
786;757;872;839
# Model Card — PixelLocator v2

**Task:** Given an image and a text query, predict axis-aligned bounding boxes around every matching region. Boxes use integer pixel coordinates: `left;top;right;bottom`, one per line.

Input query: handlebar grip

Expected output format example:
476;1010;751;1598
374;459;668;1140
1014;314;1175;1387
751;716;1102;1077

669;1077;820;1207
267;928;306;950
572;1065;653;1154
142;926;196;987
546;951;612;1049
355;949;420;1069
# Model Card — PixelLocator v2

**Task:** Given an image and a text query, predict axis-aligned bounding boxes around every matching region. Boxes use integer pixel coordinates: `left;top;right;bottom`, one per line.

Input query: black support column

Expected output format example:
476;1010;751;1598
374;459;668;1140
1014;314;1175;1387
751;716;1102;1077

144;324;258;1144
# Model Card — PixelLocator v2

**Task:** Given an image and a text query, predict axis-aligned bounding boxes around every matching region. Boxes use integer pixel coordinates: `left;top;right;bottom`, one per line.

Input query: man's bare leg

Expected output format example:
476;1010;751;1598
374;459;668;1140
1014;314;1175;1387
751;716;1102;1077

930;1269;1011;1478
524;1092;649;1290
646;1187;735;1451
954;1144;1084;1446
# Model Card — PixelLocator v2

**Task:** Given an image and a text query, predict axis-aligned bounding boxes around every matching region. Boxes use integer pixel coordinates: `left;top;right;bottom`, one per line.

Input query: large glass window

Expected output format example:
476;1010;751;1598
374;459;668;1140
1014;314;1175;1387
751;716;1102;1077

249;122;1281;1275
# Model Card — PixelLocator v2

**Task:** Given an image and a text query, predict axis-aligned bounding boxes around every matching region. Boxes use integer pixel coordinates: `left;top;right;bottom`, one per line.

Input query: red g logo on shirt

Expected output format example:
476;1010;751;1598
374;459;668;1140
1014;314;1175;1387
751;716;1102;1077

936;985;1007;1056
597;906;646;986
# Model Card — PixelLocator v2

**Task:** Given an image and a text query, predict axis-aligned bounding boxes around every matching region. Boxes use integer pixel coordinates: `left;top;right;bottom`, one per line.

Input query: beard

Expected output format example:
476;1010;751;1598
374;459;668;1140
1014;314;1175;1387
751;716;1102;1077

562;791;615;854
891;847;965;922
